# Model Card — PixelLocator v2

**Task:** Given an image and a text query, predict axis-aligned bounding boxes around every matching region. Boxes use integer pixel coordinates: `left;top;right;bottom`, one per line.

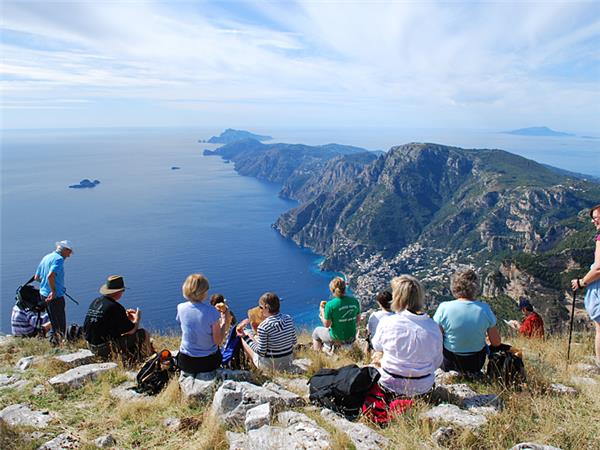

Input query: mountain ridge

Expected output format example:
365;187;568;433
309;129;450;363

204;139;599;330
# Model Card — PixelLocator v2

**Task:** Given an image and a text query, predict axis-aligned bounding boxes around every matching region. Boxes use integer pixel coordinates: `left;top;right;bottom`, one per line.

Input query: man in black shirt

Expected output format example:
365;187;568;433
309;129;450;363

83;275;152;362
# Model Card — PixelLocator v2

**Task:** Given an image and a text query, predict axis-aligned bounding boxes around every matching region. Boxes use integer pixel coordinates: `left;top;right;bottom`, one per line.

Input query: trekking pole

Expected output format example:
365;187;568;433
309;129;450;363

566;289;577;365
64;292;79;305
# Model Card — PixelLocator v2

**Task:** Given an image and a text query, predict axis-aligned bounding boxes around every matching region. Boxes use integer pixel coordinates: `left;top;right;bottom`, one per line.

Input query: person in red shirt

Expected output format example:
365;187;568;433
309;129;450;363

509;299;544;338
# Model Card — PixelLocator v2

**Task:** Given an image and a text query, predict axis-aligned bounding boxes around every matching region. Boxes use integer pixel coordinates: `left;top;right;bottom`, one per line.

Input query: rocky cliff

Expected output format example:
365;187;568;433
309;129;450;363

205;140;599;330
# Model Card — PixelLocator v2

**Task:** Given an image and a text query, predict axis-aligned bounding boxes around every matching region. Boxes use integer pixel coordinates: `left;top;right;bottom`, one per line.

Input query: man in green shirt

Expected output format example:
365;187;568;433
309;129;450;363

312;278;360;351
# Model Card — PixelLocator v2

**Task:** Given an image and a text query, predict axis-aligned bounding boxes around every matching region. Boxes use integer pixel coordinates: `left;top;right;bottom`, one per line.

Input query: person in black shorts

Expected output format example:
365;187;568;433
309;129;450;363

83;275;152;362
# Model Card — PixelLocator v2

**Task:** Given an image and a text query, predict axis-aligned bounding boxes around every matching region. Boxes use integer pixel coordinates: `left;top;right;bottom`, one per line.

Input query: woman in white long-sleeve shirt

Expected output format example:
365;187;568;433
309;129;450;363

372;275;443;397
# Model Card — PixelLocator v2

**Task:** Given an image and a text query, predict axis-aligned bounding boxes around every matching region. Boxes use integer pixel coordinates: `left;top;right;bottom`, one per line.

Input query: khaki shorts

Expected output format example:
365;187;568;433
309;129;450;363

253;352;294;371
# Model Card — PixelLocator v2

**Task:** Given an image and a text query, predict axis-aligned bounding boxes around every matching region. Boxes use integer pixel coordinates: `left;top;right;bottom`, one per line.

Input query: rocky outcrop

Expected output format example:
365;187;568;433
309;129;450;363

54;349;96;367
48;363;117;392
212;380;305;426
206;129;273;144
0;404;56;428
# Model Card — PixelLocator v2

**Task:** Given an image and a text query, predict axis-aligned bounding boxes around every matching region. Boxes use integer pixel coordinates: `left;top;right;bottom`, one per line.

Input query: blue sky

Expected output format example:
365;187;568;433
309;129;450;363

1;0;599;131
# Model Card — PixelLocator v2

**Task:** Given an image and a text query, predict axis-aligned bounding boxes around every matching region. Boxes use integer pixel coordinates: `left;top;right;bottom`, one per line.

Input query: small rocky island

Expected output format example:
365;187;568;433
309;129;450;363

171;166;181;170
200;128;273;144
68;179;100;189
502;126;575;137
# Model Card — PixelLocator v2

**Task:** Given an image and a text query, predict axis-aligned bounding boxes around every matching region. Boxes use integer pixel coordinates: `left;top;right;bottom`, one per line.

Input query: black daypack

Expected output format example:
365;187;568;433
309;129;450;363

486;345;526;387
135;349;178;395
309;364;380;420
15;276;46;313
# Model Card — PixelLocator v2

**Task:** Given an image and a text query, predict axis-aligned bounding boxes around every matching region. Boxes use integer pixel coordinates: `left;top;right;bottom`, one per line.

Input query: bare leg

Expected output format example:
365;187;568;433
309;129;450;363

595;322;600;365
240;338;257;364
313;339;322;351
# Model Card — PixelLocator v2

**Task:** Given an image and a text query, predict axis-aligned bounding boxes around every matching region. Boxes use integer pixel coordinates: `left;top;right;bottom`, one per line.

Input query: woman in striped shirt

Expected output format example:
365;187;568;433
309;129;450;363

237;292;297;371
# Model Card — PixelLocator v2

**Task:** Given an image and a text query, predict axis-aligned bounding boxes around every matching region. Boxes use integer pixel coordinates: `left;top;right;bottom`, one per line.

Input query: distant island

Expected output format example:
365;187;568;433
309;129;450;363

503;126;575;137
171;166;181;170
200;129;273;144
68;179;100;189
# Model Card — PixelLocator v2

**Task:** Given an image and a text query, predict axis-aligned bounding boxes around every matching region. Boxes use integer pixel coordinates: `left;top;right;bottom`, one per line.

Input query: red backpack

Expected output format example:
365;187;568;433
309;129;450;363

361;383;414;426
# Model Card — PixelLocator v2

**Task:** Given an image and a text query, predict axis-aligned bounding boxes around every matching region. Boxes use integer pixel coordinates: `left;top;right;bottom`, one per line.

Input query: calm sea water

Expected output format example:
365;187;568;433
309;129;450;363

1;127;598;334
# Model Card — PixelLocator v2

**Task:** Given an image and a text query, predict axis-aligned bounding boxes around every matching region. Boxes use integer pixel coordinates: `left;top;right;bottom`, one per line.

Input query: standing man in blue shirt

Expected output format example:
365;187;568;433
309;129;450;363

34;240;73;345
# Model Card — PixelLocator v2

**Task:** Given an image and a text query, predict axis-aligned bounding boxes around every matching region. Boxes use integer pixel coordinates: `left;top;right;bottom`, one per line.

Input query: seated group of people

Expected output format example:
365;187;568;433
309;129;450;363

175;273;297;374
13;266;544;396
313;269;543;399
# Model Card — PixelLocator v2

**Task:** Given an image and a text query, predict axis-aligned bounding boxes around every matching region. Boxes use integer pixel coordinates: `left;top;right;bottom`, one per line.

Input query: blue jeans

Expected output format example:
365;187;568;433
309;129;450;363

44;295;66;343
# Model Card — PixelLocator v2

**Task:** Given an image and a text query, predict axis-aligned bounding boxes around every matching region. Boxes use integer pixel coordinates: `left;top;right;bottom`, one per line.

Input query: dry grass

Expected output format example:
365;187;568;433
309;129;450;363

1;329;598;449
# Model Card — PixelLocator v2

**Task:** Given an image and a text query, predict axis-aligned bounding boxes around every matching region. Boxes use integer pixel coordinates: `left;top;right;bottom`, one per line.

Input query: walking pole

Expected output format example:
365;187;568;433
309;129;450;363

566;289;577;365
64;292;79;305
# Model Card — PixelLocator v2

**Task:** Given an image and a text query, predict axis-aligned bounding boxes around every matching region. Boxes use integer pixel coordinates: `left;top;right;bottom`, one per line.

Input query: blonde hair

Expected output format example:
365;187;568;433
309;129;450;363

329;277;346;298
390;275;424;313
182;273;209;303
451;268;479;300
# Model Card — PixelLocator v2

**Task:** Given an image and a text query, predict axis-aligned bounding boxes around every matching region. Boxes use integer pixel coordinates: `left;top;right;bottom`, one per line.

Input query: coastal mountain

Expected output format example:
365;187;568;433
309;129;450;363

205;140;600;330
203;138;375;189
503;126;575;137
204;129;273;144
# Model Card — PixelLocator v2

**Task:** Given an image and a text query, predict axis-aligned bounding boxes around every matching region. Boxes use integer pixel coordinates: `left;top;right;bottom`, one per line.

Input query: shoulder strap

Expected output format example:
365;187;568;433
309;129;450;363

25;276;35;285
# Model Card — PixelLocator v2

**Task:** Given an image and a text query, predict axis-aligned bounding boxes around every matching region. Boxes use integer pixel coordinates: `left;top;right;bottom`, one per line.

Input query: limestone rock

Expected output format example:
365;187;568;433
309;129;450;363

434;383;502;411
94;434;115;448
230;415;332;450
0;373;19;386
109;381;147;401
570;376;598;387
509;443;563;450
431;426;455;447
291;358;312;374
179;369;256;403
227;431;247;450
245;403;271;431
54;349;95;367
277;411;318;427
38;432;79;449
213;380;304;425
48;363;117;392
0;404;55;428
463;394;503;410
434;369;460;385
263;382;305;404
179;372;218;402
320;408;389;450
421;404;487;430
0;379;29;391
32;384;46;395
573;363;600;376
548;383;577;396
163;417;181;431
0;373;29;391
16;356;35;371
273;377;310;398
216;368;256;382
433;383;477;405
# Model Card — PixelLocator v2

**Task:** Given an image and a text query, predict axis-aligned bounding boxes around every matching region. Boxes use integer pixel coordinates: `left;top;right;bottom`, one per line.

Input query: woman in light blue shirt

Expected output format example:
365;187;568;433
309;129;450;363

176;274;232;374
433;269;501;374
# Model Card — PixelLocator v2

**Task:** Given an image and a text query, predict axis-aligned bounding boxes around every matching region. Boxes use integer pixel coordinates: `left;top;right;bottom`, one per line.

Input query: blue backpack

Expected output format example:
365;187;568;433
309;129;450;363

221;324;242;369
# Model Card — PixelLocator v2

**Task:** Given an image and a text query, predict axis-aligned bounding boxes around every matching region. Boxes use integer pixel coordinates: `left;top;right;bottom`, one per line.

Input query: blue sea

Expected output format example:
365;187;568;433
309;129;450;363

1;127;598;334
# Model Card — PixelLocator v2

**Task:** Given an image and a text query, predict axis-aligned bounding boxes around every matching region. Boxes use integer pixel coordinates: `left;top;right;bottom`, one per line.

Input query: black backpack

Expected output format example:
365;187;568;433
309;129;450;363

309;364;380;420
135;350;178;395
486;345;526;387
15;276;46;313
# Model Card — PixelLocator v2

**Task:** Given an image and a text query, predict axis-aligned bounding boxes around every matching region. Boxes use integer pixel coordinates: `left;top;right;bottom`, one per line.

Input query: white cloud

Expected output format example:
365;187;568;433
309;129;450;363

0;0;598;129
